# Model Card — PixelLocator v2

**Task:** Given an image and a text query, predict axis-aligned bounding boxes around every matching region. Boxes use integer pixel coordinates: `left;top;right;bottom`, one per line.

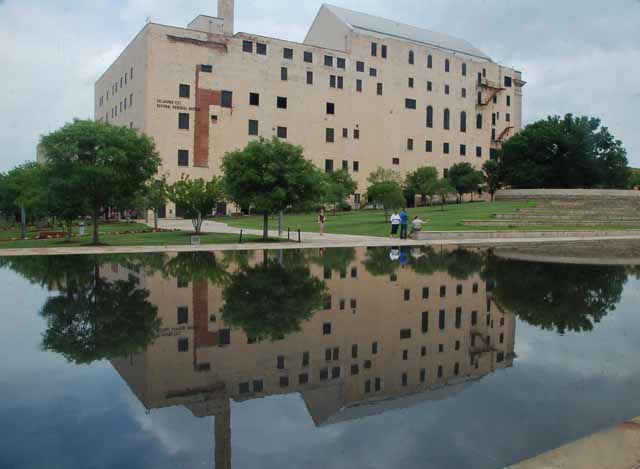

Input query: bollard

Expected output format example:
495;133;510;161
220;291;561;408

298;229;301;243
239;229;243;244
287;228;290;241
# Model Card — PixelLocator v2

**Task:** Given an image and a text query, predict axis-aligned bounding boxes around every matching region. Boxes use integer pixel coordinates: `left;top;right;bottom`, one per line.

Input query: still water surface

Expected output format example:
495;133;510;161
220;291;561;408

1;246;639;469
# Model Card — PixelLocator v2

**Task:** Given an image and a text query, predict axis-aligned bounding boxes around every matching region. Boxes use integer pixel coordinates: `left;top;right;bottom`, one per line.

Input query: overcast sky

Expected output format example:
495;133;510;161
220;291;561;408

1;0;639;171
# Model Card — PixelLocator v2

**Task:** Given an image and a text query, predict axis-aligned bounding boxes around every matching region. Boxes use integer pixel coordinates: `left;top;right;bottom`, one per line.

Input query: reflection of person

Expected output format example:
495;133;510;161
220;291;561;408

399;247;409;265
389;247;400;261
400;208;409;240
390;211;401;238
409;216;428;239
318;209;325;235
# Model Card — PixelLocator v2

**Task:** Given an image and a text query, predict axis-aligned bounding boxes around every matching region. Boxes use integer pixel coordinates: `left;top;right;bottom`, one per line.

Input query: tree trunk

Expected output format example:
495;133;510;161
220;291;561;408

92;210;100;245
65;223;72;242
384;207;388;222
263;211;269;240
154;209;158;229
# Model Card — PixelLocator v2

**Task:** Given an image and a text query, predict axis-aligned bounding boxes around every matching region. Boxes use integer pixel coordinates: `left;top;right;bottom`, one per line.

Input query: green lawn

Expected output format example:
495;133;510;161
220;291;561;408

226;201;640;237
0;230;269;249
0;222;150;241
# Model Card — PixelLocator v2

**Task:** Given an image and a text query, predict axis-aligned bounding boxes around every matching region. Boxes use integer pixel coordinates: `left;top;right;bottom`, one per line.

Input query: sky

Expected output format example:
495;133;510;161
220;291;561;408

1;0;639;171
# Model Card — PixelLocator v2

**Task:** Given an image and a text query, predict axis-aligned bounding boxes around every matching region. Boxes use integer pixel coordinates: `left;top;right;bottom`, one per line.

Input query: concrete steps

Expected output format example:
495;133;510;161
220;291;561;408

464;220;640;227
495;213;640;222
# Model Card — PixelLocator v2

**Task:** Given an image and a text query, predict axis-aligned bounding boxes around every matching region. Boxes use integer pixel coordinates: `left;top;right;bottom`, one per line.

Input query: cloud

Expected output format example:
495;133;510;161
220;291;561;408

0;0;638;170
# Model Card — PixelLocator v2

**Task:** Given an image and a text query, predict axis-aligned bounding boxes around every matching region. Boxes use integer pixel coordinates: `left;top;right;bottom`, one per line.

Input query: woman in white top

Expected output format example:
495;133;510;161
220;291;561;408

390;212;401;238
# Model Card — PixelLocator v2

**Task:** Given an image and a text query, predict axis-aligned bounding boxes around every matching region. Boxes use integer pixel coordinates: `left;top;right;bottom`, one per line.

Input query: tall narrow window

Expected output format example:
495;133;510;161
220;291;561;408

178;149;189;166
425;140;433;152
281;67;288;81
476;146;483;157
248;120;258;136
381;44;387;58
377;83;383;95
439;309;445;330
426;106;434;128
356;79;362;92
462;63;467;76
427;54;432;68
306;71;313;85
178;113;189;129
371;42;378;56
476;113;483;129
408;50;414;65
422;311;429;333
326;128;334;143
460;111;467;133
221;90;232;108
445;59;450;72
443;108;450;130
507;95;511;106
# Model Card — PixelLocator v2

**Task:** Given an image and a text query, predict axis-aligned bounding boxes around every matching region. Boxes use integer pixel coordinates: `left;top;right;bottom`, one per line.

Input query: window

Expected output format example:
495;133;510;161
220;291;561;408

277;126;287;139
323;322;332;335
460;144;466;156
407;138;414;150
306;71;313;85
476;113;483;129
304;51;313;63
425;140;433;152
439;309;446;330
455;307;462;328
462;88;467;98
356;79;362;92
249;92;260;106
179;84;190;98
242;40;253;52
325;159;334;173
177;306;188;324
381;44;387;58
462;63;467;76
408;50;414;64
299;373;309;385
320;368;329;381
460;111;467;132
353;161;359;172
369;68;377;77
178;113;189;129
400;329;411;339
444;84;450;95
356;61;364;72
130;66;133;79
476;146;483;157
483;68;487;78
444;108;450;130
506;113;511;122
277;96;287;109
473;283;479;294
353;129;360;139
342;128;348;138
351;267;358;278
377;83;383;95
326;102;335;115
256;43;267;55
427;81;432;92
371;42;377;56
221;90;232;108
200;64;213;73
329;75;336;88
239;382;250;393
402;373;408;386
337;76;344;89
507;95;511;106
129;93;133;107
404;289;411;301
248;119;259;136
326;128;334;143
405;98;416;109
331;367;341;379
178;149;189;166
445;59;450;72
403;350;408;360
283;47;293;59
178;338;189;352
426;106;434;128
443;142;450;154
427;54;432;68
504;76;512;87
279;376;289;387
281;67;288;81
372;342;378;354
365;379;371;393
324;55;333;66
277;355;285;369
408;77;414;88
478;91;483;105
351;364;359;375
392;157;400;165
337;57;346;69
302;351;310;367
440;286;446;297
471;310;478;326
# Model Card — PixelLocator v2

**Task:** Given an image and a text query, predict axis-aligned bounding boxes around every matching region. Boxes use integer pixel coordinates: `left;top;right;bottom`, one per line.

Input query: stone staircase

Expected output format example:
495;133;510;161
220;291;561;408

463;189;640;228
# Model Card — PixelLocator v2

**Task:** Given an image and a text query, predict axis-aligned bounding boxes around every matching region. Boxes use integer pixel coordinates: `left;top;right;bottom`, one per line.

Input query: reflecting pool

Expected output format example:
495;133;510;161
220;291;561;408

1;245;639;468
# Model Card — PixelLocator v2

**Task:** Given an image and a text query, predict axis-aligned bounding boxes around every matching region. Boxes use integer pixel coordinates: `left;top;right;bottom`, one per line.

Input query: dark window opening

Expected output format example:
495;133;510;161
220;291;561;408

283;47;293;59
178;149;189;167
179;84;190;98
256;43;267;55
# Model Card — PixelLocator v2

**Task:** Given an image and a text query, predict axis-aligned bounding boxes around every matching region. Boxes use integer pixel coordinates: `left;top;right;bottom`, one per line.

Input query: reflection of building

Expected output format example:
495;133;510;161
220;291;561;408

110;247;516;469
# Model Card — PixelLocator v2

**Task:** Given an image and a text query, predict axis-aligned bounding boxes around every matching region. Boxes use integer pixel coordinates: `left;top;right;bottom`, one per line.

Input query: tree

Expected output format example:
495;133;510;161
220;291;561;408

220;252;326;341
0;162;49;229
366;180;405;221
323;169;357;214
427;178;456;211
362;246;399;277
310;247;356;276
162;251;229;285
367;166;403;185
145;177;169;230
40;119;160;244
405;166;439;206
222;137;324;239
500;114;630;189
629;169;640;189
448;163;484;203
482;160;503;202
168;175;225;234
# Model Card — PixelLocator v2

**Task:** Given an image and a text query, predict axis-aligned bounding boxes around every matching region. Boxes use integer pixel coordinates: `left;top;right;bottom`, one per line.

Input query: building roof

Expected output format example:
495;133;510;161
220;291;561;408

322;3;492;62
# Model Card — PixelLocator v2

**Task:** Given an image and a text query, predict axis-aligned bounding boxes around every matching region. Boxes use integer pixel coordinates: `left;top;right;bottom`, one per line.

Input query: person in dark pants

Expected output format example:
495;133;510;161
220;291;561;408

399;208;409;240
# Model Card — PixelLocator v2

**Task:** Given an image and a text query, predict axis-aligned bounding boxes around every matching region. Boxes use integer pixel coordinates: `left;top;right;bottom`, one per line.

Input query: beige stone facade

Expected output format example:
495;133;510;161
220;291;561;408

95;2;524;217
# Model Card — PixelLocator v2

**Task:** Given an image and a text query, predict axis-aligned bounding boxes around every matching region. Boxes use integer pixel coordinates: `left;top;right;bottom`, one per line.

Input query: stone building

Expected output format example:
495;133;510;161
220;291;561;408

95;1;524;217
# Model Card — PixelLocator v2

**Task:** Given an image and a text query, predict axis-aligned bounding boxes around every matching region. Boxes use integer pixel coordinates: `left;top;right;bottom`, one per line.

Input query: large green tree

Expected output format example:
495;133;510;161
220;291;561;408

39;119;160;244
322;169;357;214
405;166;439;206
366;180;405;221
145;177;169;230
0;162;50;228
168;176;225;234
427;178;456;211
482;160;503;202
500;114;629;189
448;163;484;203
222;137;324;239
220;252;326;341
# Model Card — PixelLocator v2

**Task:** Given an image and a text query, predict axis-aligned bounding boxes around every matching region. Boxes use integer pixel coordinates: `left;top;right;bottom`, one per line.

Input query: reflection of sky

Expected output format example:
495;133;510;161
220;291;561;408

1;267;640;468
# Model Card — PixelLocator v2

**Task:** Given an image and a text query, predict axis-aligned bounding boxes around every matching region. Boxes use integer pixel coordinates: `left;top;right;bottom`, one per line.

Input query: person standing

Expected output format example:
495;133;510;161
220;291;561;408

399;208;409;240
390;211;401;238
318;208;326;236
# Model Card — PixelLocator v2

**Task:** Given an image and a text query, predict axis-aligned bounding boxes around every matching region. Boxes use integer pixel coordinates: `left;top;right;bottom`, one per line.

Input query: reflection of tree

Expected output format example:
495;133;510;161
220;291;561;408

362;247;399;277
220;253;326;341
310;247;356;274
162;251;229;285
484;255;627;334
2;254;160;364
408;247;485;280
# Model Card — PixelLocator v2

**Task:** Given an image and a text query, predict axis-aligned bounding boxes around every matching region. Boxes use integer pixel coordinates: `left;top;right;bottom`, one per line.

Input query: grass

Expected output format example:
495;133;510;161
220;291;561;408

226;200;640;237
0;230;270;249
0;222;150;241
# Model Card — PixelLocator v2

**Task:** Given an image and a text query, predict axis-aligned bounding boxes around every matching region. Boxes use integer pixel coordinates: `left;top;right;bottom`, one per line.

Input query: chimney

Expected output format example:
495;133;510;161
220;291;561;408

218;0;234;36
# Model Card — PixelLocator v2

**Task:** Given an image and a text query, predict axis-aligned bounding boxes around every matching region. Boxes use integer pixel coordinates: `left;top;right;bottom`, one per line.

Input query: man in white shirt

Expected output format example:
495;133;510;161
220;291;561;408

390;212;401;238
409;216;428;239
